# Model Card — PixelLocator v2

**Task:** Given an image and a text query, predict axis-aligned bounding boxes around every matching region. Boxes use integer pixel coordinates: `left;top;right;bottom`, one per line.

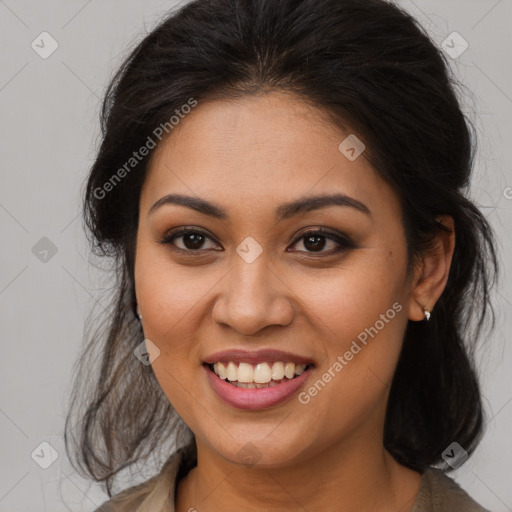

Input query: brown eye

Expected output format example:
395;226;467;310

159;229;221;252
288;229;354;255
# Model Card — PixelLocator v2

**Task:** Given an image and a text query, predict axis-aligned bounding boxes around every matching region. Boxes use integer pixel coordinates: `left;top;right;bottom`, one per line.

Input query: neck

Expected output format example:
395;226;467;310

175;431;421;512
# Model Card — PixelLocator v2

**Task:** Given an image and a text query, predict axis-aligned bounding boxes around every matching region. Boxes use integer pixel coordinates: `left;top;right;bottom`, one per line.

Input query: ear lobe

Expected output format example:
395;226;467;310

407;215;455;322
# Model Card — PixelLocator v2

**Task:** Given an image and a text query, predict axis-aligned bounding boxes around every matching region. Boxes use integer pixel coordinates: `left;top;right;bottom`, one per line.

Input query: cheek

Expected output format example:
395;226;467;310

296;248;408;406
135;241;213;338
298;249;407;343
134;247;213;405
134;247;207;422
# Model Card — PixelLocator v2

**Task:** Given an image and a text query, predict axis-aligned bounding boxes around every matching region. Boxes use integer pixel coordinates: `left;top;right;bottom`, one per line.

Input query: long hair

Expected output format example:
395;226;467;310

65;0;499;509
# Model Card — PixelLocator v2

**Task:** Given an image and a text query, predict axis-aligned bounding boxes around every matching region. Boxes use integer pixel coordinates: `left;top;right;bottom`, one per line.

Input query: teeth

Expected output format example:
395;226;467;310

284;362;295;379
211;361;310;384
254;362;272;383
228;380;285;389
271;362;285;380
295;363;307;376
226;361;238;381
216;362;227;380
238;362;253;383
228;380;290;389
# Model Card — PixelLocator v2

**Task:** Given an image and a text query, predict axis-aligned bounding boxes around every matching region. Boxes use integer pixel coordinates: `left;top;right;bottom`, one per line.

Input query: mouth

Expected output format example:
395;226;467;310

204;361;315;389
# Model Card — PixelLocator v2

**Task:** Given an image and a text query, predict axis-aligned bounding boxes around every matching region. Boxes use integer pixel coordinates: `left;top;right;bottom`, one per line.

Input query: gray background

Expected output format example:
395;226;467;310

0;0;511;510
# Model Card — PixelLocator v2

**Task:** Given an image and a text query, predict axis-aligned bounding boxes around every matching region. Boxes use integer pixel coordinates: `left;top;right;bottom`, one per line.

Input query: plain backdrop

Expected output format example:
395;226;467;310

0;0;511;510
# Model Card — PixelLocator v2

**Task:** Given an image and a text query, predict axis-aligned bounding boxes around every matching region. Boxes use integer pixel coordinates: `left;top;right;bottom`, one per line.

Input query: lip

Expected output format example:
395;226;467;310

203;348;315;365
203;363;314;410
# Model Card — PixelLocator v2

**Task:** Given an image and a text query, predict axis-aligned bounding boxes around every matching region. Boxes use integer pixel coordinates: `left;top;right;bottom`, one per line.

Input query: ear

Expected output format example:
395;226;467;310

408;215;455;321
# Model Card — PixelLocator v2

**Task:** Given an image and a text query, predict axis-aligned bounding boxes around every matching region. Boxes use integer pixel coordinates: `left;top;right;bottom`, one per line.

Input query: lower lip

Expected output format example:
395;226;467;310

203;364;314;410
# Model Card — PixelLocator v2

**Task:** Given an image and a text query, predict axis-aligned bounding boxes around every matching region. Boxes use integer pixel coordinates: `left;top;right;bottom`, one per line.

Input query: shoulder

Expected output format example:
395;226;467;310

92;444;194;512
91;480;150;512
411;467;492;512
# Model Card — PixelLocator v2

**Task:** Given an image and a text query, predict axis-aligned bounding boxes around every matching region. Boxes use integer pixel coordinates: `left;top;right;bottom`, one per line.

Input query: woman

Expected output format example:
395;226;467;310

64;0;498;510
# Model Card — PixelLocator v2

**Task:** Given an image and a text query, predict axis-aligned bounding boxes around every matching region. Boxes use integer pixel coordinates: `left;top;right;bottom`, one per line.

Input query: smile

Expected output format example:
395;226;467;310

209;361;312;388
203;361;315;410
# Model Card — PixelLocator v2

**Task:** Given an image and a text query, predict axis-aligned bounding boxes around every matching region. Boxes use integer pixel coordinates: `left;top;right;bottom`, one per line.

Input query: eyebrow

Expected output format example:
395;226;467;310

148;192;371;220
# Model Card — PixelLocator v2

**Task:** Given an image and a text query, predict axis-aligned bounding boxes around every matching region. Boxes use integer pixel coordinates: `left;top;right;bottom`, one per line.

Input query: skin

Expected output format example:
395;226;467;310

134;91;455;512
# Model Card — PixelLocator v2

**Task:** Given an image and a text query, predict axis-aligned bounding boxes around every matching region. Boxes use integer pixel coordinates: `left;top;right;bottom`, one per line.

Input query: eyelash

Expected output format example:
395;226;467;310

158;227;354;256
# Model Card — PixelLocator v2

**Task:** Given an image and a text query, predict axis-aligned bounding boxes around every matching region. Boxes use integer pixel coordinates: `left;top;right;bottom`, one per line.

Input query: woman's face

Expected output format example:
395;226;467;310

135;91;417;467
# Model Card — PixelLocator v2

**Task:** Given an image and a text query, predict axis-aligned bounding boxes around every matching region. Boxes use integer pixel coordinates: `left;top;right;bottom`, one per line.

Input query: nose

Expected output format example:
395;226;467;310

211;252;294;336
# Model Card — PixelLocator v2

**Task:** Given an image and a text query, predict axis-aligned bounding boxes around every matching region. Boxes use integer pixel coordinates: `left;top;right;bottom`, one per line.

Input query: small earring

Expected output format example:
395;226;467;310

423;307;431;321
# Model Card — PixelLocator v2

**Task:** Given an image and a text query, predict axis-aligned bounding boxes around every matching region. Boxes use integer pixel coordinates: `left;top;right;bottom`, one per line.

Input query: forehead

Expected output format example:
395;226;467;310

140;91;399;220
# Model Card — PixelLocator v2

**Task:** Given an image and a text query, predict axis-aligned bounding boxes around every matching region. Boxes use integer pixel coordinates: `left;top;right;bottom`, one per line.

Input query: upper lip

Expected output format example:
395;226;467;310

203;348;315;365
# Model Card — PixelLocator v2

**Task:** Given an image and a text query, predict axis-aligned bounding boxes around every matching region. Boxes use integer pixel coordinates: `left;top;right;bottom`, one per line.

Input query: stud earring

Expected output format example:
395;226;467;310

423;307;431;321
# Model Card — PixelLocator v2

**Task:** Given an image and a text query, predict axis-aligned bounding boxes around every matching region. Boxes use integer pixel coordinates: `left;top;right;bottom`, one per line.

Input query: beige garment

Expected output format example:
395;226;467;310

94;449;491;512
